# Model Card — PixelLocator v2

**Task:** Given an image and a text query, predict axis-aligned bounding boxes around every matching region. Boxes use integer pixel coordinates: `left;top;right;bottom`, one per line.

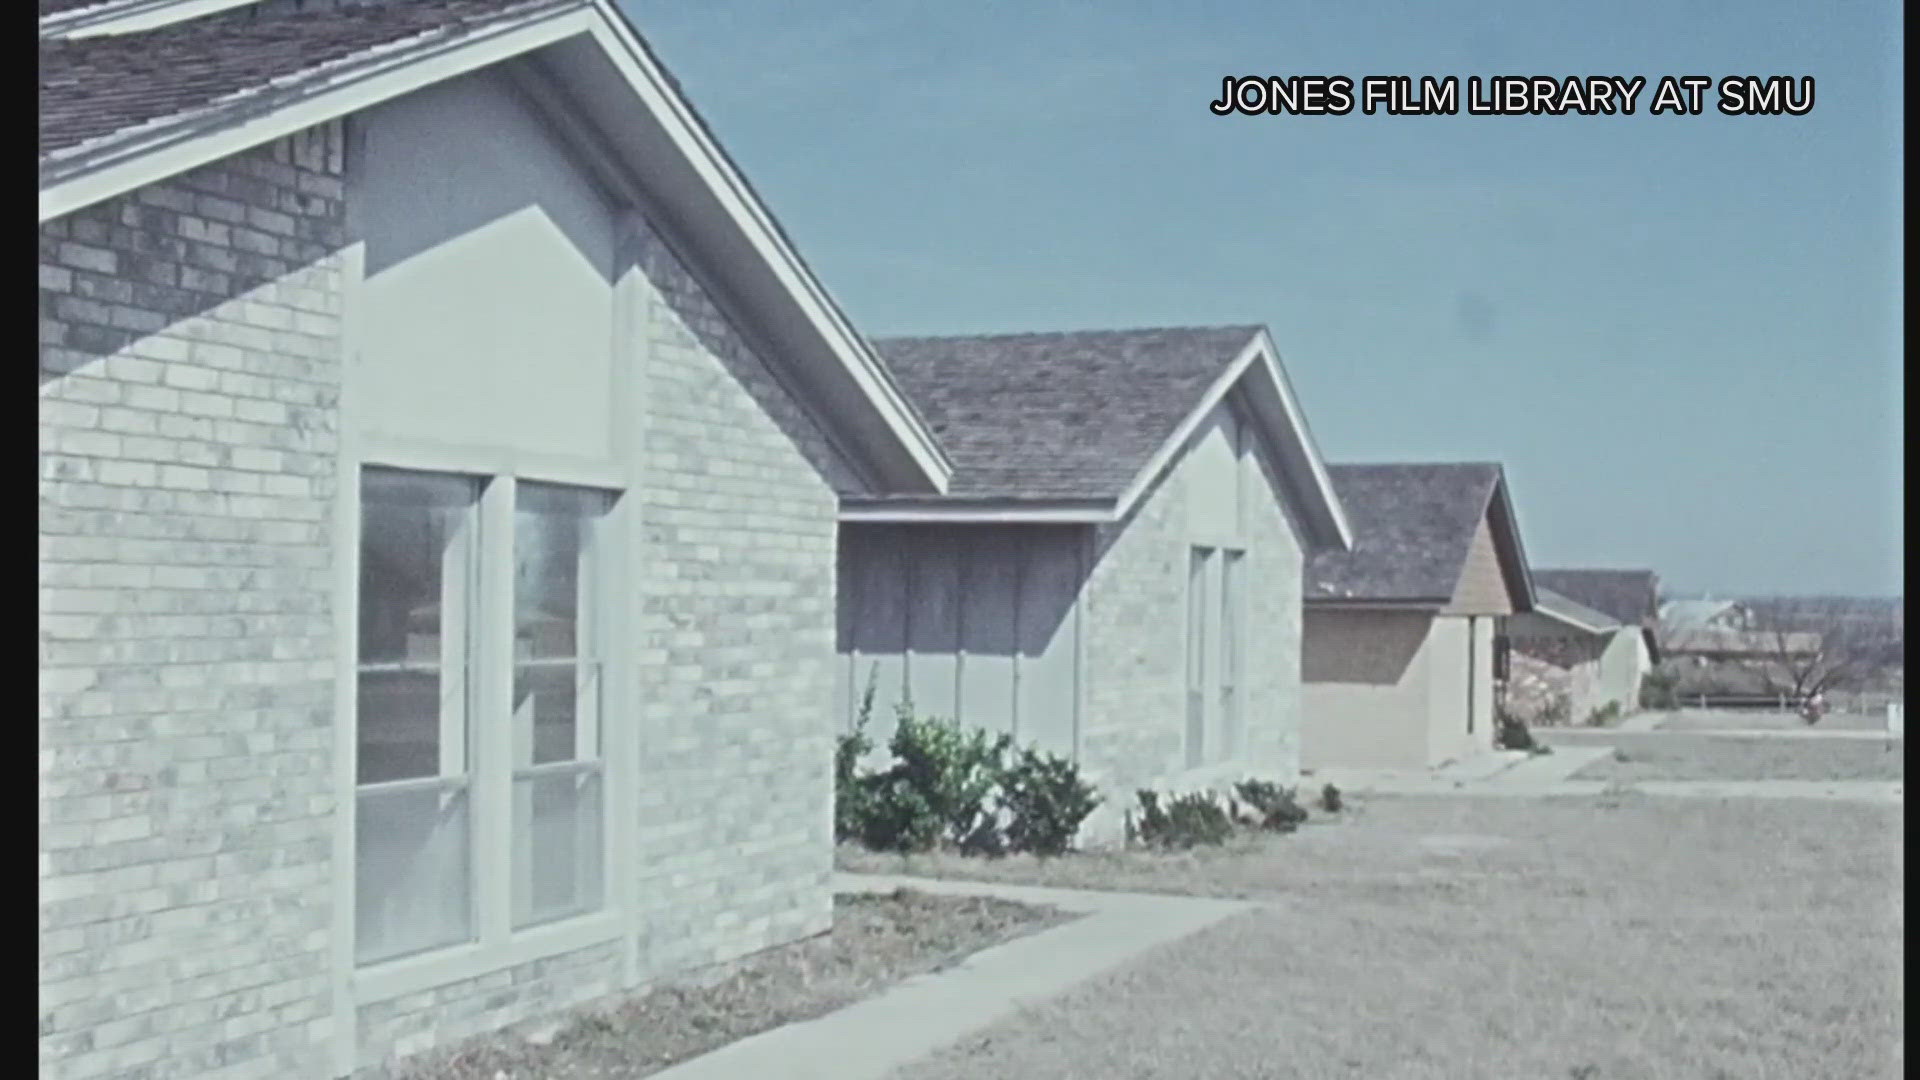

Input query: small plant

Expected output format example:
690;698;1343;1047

1494;706;1537;751
834;667;880;843
1538;694;1572;726
1319;782;1343;813
1640;668;1680;710
1232;778;1310;833
1133;789;1234;850
1584;701;1624;727
998;748;1102;856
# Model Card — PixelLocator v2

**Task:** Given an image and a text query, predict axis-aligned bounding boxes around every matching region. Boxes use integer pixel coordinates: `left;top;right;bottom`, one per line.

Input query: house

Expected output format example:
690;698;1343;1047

1503;587;1656;722
1522;567;1664;713
1300;463;1536;771
39;1;954;1076
834;326;1353;841
1658;598;1820;661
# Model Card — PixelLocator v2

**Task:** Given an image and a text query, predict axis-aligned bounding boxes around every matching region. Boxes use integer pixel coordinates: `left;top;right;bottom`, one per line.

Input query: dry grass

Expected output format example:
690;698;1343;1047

395;890;1073;1080
1655;707;1897;733
849;795;1903;1080
1545;732;1905;783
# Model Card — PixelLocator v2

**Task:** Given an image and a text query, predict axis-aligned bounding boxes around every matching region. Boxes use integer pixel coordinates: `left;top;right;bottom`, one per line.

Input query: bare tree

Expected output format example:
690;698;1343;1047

1746;598;1902;703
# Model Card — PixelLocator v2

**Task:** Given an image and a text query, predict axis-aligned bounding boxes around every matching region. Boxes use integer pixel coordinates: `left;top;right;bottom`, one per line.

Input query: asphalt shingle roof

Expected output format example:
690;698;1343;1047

39;0;564;157
1532;568;1659;626
1304;463;1504;603
869;326;1263;500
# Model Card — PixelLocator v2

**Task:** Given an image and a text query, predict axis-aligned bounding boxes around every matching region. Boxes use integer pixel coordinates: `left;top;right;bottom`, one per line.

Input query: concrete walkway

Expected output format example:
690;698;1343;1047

646;875;1255;1080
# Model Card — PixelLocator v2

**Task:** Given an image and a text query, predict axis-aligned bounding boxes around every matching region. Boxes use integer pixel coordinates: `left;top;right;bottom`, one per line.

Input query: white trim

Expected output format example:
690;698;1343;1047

1109;330;1352;550
1527;602;1615;637
1304;598;1447;612
328;241;367;1078
839;501;1117;524
358;435;629;492
41;0;259;39
575;6;949;491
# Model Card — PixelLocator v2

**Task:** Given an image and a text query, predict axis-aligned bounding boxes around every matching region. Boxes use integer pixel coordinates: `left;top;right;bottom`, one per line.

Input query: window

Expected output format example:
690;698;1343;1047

1219;550;1244;760
512;483;609;929
354;468;615;967
355;468;479;965
1186;547;1213;768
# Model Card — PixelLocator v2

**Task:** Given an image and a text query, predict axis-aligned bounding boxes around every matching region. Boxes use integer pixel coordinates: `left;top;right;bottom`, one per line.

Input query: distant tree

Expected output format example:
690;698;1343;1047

1748;598;1902;701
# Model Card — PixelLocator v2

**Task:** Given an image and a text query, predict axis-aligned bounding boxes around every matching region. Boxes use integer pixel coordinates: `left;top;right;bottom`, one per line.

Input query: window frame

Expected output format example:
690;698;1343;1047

347;462;623;981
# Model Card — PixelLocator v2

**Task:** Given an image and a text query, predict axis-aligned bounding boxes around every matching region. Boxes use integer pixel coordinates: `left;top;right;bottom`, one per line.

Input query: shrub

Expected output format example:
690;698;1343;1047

1584;700;1624;727
1494;706;1537;751
1640;668;1680;710
858;703;1012;854
998;748;1102;856
1231;779;1310;833
1319;783;1343;813
1133;789;1234;850
834;669;880;843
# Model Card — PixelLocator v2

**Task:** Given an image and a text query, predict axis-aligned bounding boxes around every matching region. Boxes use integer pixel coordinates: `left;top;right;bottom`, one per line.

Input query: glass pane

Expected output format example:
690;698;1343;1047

356;784;472;965
513;768;604;929
514;661;598;765
358;468;476;665
357;668;445;783
514;484;609;662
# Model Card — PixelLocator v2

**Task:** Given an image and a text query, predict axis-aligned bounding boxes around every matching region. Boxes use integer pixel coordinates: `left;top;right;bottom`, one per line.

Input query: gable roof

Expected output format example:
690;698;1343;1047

1305;462;1535;610
1532;568;1660;626
40;0;263;39
1659;598;1746;632
837;325;1351;549
38;0;951;495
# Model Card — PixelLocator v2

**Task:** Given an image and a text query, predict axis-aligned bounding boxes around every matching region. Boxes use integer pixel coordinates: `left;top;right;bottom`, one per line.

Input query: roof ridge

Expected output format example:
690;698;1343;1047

871;323;1264;343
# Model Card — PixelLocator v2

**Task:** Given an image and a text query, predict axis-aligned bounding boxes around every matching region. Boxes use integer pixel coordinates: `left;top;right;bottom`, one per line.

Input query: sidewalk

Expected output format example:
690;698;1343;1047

646;875;1255;1080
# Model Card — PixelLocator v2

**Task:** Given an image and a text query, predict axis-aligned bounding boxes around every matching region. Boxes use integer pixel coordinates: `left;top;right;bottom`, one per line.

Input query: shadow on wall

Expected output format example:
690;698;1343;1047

1301;608;1428;685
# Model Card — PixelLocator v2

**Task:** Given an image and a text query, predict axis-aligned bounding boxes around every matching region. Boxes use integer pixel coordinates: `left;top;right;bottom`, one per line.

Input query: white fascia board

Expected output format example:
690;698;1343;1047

839;500;1116;524
578;2;950;493
43;0;260;39
1109;328;1353;550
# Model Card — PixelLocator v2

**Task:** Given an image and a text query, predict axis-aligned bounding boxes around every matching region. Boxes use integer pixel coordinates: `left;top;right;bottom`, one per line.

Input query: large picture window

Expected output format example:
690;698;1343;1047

354;468;616;967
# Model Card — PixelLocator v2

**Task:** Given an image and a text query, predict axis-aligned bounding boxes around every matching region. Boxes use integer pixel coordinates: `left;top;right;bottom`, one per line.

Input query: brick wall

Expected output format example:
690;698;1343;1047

40;124;346;1080
1078;417;1307;840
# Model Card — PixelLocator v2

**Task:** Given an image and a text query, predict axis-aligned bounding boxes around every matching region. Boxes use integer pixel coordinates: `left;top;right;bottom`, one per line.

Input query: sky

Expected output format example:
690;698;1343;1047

622;0;1903;598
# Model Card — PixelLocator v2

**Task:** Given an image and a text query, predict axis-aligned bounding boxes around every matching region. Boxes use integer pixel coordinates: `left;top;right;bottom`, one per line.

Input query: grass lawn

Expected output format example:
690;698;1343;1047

845;794;1903;1079
1653;708;1898;733
1542;731;1906;783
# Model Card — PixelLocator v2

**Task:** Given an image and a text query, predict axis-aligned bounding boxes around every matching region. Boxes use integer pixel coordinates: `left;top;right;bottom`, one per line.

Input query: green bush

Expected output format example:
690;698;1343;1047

1132;789;1234;850
861;704;1012;854
1231;779;1310;833
998;748;1102;856
1318;783;1343;813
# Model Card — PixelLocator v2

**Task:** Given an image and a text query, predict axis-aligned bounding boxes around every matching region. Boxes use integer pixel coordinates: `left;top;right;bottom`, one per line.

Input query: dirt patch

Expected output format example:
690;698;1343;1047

395;889;1074;1080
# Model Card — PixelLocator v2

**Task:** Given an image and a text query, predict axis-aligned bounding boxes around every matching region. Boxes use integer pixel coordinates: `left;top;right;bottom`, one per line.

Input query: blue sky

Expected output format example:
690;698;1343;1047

623;0;1903;598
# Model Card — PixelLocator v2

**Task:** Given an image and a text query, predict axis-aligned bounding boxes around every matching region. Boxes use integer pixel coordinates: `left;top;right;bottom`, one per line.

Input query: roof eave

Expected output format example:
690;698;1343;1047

839;496;1117;524
41;0;261;40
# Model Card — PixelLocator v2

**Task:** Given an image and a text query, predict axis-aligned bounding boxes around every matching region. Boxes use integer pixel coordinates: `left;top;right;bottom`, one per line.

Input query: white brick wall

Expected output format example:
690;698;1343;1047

44;115;857;1078
1078;428;1306;838
40;124;346;1080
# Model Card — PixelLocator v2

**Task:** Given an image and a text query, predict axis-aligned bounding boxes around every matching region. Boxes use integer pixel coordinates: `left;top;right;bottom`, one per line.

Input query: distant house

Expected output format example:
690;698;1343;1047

1524;567;1664;708
835;326;1352;841
1504;587;1656;721
40;1;956;1076
1658;598;1819;661
1300;463;1536;771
